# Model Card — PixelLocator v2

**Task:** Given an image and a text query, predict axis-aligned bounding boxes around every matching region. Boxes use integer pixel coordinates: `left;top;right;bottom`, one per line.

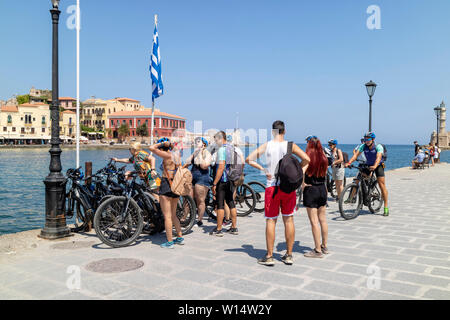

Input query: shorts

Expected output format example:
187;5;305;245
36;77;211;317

216;181;235;210
159;177;179;198
192;169;211;187
332;166;345;181
303;184;327;209
264;186;296;219
362;164;385;178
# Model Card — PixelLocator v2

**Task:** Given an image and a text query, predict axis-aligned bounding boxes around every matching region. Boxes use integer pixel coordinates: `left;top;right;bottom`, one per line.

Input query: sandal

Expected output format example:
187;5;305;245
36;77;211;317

321;245;329;255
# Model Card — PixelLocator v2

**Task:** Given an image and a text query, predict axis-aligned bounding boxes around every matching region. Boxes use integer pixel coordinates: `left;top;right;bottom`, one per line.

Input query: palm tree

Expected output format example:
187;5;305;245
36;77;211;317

117;124;130;143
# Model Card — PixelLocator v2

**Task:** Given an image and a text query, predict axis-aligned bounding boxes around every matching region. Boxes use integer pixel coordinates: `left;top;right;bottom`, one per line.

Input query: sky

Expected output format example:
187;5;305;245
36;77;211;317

0;0;449;144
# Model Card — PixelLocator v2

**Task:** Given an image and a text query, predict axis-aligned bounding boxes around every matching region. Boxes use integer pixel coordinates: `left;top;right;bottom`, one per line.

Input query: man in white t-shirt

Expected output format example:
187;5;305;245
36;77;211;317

246;120;310;266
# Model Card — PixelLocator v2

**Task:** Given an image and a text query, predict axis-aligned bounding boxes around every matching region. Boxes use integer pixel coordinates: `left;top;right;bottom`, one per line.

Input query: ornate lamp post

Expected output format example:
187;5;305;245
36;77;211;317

40;0;71;239
365;80;377;132
434;105;441;147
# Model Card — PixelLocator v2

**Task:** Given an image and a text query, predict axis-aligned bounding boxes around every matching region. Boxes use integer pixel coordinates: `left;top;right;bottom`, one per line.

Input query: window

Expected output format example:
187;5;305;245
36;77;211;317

12;127;16;132
7;115;12;124
129;120;133;127
42;128;45;133
122;120;126;125
42;116;46;125
111;120;114;126
21;128;25;133
31;128;35;134
69;118;72;125
69;128;72;135
3;127;6;132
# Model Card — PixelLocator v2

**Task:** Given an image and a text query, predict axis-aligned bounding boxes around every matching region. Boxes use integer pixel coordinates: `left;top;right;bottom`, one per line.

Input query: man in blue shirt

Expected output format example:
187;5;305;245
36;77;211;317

210;131;238;237
346;132;389;216
412;149;425;169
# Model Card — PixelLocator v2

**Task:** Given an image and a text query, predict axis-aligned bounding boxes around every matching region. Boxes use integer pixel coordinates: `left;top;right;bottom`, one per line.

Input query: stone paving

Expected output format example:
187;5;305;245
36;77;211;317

1;164;449;300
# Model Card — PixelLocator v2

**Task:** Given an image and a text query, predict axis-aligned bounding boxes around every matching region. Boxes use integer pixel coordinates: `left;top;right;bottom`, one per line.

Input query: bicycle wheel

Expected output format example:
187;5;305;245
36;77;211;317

176;195;197;235
235;183;256;217
142;192;164;235
329;179;337;199
368;182;384;213
70;201;91;233
205;189;217;221
247;181;265;213
338;183;362;220
94;196;143;248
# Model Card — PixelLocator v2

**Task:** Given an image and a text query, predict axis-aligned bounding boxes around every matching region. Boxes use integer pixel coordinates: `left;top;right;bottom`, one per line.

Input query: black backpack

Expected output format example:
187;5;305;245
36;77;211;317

273;142;303;198
339;149;349;164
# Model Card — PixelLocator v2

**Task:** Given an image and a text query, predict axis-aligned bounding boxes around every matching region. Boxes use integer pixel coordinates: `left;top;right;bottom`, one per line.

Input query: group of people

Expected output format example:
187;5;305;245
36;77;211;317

412;141;440;169
112;120;390;266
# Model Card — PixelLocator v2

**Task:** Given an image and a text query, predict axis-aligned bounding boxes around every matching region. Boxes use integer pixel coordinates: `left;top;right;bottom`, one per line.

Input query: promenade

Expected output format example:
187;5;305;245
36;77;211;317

1;164;449;300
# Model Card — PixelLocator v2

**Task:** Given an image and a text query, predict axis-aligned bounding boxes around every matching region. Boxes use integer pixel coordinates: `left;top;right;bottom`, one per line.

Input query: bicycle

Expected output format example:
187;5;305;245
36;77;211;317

338;164;384;220
326;166;347;199
205;182;257;220
94;169;197;248
247;181;265;213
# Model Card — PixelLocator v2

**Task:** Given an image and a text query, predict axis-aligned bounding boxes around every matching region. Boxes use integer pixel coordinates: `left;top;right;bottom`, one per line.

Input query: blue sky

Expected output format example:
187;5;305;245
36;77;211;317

1;0;449;144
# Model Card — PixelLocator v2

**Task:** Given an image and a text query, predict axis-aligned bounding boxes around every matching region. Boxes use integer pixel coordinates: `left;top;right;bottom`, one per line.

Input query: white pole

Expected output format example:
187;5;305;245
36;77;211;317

151;101;155;145
150;14;157;146
76;0;80;168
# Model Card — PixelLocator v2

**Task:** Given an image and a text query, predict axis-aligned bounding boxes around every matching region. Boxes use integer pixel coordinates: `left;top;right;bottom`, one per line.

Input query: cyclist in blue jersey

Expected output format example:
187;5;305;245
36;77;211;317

345;132;389;216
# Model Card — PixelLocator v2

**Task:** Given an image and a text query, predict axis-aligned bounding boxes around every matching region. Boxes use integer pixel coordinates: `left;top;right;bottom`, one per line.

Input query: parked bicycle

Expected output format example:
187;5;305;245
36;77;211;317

338;164;384;220
93;165;197;248
205;182;257;221
326;167;347;199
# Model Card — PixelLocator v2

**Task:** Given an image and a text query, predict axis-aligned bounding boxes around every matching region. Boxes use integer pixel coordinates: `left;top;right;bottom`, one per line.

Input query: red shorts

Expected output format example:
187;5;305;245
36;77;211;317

264;186;297;219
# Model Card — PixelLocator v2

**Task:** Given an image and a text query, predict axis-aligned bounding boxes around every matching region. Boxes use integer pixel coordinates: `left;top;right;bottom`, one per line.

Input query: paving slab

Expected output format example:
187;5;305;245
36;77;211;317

1;163;450;300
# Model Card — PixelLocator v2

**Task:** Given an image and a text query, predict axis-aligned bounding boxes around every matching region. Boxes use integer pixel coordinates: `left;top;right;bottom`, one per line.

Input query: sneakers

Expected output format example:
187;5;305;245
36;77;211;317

281;254;293;265
304;249;323;258
209;228;224;237
196;221;203;227
174;237;184;245
160;241;174;249
257;256;275;266
222;219;232;226
383;207;389;217
225;227;239;235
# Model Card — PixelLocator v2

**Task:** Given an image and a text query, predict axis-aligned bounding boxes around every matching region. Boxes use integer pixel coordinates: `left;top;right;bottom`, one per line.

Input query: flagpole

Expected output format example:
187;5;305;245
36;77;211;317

150;14;157;147
76;0;80;168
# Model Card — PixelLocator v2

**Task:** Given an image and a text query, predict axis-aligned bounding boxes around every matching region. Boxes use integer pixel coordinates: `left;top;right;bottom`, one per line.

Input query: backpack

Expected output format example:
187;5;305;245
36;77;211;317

164;165;193;196
339;149;349;164
324;147;333;166
273;142;303;198
225;144;245;182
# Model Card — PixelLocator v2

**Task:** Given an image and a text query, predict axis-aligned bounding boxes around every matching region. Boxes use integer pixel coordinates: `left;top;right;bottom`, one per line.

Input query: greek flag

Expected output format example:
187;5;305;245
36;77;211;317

150;23;163;102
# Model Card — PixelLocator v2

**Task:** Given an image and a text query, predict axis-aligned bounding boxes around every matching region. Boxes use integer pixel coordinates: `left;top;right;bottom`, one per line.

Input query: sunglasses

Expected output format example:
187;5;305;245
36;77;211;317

364;138;373;142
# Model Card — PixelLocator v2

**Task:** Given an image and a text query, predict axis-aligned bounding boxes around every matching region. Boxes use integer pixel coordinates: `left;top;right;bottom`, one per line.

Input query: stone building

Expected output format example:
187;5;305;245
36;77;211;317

29;87;52;104
431;101;450;148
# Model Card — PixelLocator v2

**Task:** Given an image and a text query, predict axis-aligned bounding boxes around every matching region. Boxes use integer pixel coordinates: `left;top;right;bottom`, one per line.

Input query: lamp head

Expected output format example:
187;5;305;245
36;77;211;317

365;80;377;98
51;0;60;9
434;106;441;117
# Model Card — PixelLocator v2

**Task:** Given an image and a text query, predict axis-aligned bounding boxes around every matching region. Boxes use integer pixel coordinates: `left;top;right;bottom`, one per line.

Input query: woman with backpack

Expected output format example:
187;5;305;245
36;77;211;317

303;137;329;258
183;137;212;227
149;138;184;249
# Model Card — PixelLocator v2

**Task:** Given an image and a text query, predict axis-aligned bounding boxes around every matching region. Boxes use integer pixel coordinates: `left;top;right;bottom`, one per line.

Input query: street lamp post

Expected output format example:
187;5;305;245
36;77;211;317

434;106;441;147
40;0;71;239
365;80;377;132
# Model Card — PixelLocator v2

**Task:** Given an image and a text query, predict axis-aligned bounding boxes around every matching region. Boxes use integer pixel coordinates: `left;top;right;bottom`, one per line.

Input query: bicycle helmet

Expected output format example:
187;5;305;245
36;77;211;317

305;135;317;142
157;137;171;149
364;132;376;140
328;139;338;146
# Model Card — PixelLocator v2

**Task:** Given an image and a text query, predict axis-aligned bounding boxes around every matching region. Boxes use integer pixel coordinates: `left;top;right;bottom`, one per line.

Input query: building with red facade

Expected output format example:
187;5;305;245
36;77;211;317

108;109;186;139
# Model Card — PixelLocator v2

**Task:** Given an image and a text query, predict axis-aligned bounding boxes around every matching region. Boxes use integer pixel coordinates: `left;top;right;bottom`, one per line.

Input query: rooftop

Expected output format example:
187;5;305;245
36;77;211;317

109;109;185;120
0;105;18;112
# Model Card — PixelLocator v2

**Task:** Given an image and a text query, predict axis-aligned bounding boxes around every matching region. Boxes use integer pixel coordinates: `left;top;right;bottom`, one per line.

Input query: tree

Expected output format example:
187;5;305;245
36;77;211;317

136;123;149;142
16;94;30;105
117;124;130;143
